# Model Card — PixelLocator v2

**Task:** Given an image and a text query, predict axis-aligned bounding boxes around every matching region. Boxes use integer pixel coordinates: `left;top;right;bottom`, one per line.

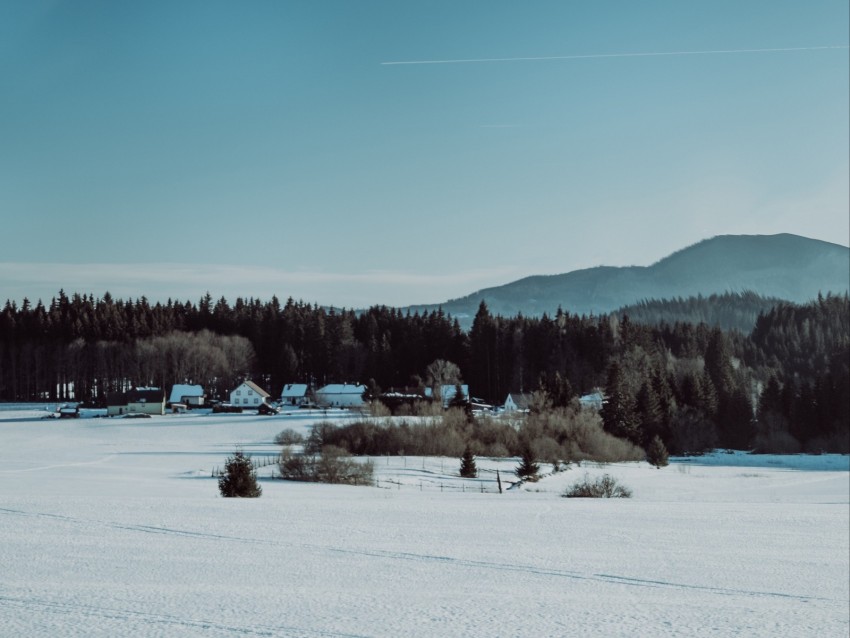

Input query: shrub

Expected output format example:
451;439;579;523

278;446;374;486
219;450;262;498
367;401;391;417
274;428;304;446
531;435;564;469
297;407;645;464
563;473;632;498
533;408;644;463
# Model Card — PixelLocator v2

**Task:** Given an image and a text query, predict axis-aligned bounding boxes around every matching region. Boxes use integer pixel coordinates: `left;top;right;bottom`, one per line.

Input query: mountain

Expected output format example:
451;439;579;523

406;234;850;325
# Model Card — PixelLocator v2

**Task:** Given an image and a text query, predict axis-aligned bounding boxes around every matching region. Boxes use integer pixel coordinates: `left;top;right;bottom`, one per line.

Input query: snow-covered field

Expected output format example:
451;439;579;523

1;406;847;637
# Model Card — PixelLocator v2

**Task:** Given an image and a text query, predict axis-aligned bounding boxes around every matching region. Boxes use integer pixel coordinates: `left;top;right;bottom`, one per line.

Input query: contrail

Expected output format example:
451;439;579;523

381;45;849;66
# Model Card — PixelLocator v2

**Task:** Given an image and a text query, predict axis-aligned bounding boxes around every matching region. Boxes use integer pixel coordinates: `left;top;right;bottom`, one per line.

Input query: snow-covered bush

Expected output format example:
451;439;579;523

563;473;632;498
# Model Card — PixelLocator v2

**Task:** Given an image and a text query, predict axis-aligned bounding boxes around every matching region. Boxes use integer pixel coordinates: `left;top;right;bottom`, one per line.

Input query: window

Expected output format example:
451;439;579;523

254;398;259;404
236;390;241;396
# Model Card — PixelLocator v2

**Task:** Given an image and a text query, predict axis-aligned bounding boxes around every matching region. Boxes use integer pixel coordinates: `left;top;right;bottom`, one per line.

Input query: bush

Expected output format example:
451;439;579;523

563;473;632;498
530;408;645;463
278;446;374;486
297;408;644;464
219;450;262;497
274;428;304;446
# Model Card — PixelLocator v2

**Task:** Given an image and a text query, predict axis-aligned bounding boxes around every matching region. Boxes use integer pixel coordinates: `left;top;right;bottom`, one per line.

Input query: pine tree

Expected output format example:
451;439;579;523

515;446;540;482
218;450;262;497
459;445;478;478
645;435;669;468
600;362;639;444
635;381;663;445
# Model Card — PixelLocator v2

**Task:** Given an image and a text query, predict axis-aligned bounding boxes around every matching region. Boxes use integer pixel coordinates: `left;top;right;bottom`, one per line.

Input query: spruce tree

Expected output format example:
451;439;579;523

645;435;669;468
515;446;540;482
218;450;262;497
459;445;478;478
600;362;639;444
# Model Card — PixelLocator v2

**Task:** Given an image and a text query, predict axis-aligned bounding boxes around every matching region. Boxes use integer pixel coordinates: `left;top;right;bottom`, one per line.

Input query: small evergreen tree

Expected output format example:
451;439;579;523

645;435;669;468
218;450;262;497
515;446;540;482
459;444;477;478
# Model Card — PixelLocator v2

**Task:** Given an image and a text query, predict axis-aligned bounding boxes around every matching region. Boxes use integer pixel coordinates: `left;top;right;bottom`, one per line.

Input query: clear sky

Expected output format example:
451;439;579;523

2;0;848;308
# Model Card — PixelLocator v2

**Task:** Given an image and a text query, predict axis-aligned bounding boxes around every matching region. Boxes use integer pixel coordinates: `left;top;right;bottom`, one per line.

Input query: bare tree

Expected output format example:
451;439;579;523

425;359;462;403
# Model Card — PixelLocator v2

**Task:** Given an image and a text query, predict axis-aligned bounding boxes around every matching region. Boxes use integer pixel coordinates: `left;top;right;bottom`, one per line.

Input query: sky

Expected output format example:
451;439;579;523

1;0;848;308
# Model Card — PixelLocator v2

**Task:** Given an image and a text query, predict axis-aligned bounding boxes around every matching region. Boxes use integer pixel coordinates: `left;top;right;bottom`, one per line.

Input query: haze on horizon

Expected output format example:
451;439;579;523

1;1;848;308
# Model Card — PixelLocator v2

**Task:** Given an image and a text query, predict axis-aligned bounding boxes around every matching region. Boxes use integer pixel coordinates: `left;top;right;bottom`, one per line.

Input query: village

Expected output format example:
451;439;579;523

48;380;606;419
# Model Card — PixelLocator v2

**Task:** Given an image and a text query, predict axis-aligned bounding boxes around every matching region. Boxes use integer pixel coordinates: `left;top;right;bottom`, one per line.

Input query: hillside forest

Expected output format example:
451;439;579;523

0;290;847;455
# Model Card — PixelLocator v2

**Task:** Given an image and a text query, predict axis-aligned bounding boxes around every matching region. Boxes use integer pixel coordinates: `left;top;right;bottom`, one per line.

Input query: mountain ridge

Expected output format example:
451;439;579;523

404;233;850;325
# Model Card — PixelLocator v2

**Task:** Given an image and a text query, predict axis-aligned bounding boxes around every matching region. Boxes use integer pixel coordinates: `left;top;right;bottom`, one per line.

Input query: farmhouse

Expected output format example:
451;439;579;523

315;383;366;408
229;380;270;408
107;388;166;416
280;383;311;407
578;390;605;411
503;392;533;413
424;384;470;408
168;384;205;407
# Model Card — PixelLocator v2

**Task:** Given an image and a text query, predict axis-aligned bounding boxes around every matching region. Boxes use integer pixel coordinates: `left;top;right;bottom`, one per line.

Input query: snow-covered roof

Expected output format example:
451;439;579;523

316;384;365;395
281;383;309;398
169;384;205;404
579;391;605;408
237;380;270;398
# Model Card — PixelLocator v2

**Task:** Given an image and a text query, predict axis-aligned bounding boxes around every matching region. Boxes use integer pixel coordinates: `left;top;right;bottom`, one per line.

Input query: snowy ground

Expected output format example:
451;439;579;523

0;406;847;637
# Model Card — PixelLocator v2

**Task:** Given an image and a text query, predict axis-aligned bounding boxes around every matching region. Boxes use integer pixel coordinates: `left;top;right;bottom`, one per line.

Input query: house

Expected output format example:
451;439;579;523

315;383;366;408
229;380;270;409
503;392;533;413
424;384;470;408
107;388;166;417
579;390;605;411
169;384;205;407
280;383;311;407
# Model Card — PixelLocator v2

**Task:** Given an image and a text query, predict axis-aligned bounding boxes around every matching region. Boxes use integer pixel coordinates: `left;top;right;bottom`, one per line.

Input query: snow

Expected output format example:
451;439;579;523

0;405;847;637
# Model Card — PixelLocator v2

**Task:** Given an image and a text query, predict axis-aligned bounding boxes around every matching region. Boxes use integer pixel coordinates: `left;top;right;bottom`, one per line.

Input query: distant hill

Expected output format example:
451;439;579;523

614;291;790;333
405;234;850;327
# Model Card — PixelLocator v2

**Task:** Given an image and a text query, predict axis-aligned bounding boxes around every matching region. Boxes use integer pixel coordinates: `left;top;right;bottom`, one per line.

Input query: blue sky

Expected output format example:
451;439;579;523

2;0;848;307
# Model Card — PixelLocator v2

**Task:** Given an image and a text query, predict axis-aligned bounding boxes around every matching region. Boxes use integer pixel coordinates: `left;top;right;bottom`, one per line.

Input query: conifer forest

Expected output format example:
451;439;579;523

1;290;847;454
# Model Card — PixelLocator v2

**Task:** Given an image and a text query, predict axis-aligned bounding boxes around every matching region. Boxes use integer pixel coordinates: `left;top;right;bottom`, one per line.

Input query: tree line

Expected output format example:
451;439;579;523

1;289;846;453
